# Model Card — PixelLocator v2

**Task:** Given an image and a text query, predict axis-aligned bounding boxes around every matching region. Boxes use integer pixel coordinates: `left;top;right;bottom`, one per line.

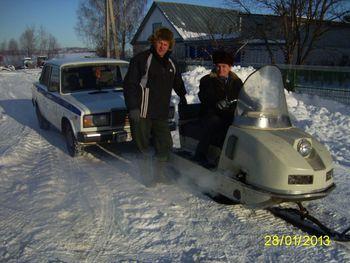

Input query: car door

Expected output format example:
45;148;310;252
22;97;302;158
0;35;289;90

47;66;61;129
36;65;52;121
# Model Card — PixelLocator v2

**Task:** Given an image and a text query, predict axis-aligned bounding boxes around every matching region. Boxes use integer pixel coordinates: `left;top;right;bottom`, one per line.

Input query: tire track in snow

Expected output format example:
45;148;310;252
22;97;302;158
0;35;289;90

0;111;105;261
0;129;74;261
88;154;246;261
74;147;210;260
73;158;118;262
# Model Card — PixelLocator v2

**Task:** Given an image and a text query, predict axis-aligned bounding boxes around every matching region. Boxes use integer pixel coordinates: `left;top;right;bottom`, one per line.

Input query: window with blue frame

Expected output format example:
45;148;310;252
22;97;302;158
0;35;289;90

188;45;213;60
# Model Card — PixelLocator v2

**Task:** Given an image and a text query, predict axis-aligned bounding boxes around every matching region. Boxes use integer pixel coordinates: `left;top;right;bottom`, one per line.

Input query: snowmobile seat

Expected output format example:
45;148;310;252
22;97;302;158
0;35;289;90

178;103;227;148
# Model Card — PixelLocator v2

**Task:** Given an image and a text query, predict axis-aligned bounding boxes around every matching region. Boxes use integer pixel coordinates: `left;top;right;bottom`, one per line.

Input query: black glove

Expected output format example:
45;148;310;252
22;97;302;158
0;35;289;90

179;96;187;105
128;109;140;122
216;99;229;110
217;99;237;110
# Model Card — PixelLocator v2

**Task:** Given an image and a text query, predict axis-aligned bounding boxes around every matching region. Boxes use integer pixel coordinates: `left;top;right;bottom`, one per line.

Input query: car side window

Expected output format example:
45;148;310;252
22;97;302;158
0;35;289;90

114;66;123;86
40;65;52;87
49;67;60;92
119;64;128;81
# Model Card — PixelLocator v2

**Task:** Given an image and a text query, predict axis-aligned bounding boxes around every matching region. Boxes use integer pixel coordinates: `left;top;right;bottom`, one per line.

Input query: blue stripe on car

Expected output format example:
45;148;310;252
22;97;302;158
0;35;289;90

36;85;82;116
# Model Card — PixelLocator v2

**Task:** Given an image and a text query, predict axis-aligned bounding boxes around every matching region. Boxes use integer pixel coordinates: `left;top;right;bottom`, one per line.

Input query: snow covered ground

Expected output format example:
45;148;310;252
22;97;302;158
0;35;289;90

0;67;350;262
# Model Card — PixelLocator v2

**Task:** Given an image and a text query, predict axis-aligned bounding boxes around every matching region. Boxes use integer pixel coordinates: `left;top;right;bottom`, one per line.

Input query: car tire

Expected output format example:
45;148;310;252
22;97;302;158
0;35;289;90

35;105;50;130
65;123;83;157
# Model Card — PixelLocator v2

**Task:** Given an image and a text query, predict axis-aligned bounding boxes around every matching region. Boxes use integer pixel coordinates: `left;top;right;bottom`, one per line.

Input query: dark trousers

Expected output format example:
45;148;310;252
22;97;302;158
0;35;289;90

195;113;231;159
130;118;173;161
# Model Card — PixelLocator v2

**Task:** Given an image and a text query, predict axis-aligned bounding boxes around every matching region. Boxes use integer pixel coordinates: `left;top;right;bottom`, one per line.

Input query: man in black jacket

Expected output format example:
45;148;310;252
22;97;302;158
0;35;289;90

123;27;187;162
194;50;243;166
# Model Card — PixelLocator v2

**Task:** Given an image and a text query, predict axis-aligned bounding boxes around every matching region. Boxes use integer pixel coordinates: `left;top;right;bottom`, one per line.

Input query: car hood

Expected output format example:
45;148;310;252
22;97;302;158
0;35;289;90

63;90;126;114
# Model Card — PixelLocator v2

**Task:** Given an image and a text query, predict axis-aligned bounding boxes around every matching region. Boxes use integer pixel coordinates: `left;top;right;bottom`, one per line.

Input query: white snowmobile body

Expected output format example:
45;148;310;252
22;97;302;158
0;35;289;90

173;65;335;208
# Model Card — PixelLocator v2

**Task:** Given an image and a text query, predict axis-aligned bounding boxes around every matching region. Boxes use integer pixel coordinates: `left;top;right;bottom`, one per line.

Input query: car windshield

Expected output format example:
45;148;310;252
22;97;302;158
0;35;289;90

61;64;127;93
234;65;292;129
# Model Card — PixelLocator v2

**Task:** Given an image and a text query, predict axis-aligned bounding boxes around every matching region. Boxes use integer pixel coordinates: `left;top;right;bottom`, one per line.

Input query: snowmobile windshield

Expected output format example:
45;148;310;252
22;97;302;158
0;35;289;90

234;65;292;129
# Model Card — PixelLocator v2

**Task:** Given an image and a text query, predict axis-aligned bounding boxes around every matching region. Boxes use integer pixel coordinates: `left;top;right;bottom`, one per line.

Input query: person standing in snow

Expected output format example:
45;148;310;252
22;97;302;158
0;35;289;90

194;50;243;167
123;27;187;163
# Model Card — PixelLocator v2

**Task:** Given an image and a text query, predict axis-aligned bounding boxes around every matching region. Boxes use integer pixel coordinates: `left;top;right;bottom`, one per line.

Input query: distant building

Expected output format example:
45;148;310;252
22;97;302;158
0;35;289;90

131;1;350;66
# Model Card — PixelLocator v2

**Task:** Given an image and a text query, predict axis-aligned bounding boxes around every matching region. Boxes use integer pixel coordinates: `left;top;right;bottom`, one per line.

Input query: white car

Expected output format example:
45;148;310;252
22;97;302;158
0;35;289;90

31;57;176;156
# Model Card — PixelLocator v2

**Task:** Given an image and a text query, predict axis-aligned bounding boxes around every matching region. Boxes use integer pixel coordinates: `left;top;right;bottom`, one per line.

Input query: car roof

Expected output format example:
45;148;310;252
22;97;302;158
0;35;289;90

45;57;129;67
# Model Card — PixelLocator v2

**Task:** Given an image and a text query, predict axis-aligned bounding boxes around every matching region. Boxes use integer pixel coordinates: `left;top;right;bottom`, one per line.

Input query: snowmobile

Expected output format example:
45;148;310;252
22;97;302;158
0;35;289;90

172;65;335;207
170;65;350;241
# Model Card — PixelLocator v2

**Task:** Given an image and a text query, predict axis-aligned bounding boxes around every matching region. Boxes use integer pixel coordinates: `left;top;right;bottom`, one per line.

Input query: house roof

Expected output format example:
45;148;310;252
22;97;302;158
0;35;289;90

157;2;240;36
131;1;241;44
131;1;350;45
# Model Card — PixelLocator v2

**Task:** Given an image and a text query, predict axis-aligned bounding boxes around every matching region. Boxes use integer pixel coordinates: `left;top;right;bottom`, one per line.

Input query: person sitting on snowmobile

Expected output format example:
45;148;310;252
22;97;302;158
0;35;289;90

194;50;243;167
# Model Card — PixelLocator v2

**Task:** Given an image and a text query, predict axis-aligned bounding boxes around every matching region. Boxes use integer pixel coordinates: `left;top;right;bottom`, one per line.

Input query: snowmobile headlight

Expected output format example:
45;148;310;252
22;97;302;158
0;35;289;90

297;139;312;157
83;113;110;128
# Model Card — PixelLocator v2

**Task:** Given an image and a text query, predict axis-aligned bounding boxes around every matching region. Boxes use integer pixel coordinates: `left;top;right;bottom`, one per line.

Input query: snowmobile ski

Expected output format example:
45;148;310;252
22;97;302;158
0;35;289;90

268;202;350;242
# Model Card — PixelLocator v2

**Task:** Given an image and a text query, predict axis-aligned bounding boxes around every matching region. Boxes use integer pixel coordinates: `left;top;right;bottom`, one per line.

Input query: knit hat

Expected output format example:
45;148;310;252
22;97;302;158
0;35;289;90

212;50;234;66
148;27;175;50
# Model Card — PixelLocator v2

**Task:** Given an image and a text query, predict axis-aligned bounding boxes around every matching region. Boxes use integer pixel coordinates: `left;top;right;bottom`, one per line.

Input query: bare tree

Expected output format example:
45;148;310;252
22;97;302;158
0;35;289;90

76;0;106;56
38;26;49;55
0;40;8;54
7;39;21;65
8;39;19;56
47;34;60;59
20;26;37;57
226;0;347;64
75;0;147;58
114;0;147;58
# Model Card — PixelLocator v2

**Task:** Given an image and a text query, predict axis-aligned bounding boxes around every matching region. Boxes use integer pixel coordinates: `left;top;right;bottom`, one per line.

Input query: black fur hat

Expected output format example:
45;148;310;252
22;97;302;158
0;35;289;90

212;50;234;66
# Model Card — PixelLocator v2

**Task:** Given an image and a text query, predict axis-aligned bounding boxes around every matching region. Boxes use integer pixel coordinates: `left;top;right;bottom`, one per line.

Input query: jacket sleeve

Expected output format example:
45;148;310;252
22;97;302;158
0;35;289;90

232;73;243;98
172;61;187;97
236;78;243;95
198;76;217;108
123;56;142;111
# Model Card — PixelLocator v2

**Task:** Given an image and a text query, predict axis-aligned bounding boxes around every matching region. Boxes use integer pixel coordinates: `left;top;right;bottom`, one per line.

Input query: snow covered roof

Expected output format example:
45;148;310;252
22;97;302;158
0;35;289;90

132;1;350;48
131;2;241;43
158;2;240;39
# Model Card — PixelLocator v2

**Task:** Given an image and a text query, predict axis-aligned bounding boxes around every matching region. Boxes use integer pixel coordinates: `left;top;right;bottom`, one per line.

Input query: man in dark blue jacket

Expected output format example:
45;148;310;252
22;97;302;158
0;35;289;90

194;50;243;167
123;27;187;163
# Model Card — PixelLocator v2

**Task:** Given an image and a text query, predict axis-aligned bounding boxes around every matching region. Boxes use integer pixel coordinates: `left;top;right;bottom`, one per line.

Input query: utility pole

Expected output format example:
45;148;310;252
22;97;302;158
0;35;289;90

105;0;110;58
108;0;119;58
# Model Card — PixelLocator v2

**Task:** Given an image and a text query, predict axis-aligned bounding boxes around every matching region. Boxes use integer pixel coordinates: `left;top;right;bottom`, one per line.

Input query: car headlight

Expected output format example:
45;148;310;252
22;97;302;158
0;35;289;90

297;139;312;157
83;113;110;128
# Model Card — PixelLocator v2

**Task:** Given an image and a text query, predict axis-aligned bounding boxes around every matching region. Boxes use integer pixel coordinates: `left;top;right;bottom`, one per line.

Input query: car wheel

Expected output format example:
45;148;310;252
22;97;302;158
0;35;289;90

65;124;83;157
35;105;50;130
